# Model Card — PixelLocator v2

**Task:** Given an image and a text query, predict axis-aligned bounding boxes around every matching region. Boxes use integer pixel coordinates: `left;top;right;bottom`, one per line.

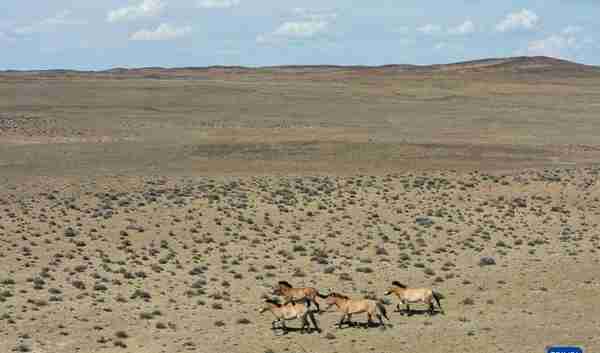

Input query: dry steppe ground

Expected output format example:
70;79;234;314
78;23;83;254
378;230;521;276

1;57;600;353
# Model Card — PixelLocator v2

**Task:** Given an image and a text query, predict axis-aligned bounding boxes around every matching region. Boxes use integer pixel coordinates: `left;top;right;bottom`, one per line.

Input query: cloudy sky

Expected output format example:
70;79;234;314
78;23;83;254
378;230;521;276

1;0;598;70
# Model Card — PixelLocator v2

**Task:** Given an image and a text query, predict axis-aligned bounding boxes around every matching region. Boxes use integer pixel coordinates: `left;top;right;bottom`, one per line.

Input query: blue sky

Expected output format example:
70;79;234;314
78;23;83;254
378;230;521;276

1;0;598;70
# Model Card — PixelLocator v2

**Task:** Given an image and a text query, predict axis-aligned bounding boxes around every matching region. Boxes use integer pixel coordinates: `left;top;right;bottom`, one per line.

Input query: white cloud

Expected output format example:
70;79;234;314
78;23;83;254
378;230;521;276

528;35;574;58
257;10;335;44
273;21;328;38
496;9;539;32
107;0;165;23
197;0;240;8
449;20;475;35
14;10;85;34
130;23;191;41
417;24;441;35
292;8;337;21
526;27;590;59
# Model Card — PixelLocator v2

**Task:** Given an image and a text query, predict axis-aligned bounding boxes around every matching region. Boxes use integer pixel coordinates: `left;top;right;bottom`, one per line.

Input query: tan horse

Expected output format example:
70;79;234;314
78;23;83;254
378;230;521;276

325;292;390;329
273;281;327;312
384;281;445;315
259;298;321;334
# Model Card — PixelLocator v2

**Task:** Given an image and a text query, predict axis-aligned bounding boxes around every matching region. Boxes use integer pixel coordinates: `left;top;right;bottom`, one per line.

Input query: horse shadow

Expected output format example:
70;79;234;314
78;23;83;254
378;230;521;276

395;308;443;317
270;326;321;335
337;321;392;330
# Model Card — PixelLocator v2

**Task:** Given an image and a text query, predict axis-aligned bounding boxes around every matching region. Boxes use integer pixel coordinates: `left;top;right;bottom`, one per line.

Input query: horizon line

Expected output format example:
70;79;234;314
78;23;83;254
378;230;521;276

1;55;597;73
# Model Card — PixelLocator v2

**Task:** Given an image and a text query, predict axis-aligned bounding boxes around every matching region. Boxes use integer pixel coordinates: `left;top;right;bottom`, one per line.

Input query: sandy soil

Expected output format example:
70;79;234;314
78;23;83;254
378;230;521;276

1;62;600;353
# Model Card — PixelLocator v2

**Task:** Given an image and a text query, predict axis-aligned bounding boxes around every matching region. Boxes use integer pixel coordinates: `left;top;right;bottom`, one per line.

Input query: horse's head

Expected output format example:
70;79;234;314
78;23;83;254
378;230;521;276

262;298;281;310
325;292;347;305
278;280;293;289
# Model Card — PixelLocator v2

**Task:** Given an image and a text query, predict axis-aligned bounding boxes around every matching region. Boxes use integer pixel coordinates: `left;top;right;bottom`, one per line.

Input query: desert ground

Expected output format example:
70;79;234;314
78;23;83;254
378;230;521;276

1;56;600;353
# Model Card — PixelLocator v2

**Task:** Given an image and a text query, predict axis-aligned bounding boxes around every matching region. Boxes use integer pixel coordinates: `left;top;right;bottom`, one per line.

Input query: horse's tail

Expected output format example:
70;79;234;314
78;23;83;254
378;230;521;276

433;291;445;314
376;301;390;321
433;290;445;300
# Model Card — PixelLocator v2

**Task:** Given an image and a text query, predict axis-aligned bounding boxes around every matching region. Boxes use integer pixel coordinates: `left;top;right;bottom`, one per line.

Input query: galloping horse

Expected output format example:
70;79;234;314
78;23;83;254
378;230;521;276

384;281;445;315
259;297;321;334
273;281;327;312
325;292;390;329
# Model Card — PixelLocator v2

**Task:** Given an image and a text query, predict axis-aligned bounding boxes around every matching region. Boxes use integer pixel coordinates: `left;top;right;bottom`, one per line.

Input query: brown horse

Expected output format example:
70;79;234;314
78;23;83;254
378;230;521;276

384;281;445;315
325;292;390;329
259;298;321;334
273;281;327;312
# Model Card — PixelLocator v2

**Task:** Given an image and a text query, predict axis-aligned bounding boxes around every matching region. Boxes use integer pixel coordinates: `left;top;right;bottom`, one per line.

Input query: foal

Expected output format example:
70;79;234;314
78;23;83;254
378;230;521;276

325;292;389;329
273;281;327;312
384;281;445;315
259;298;321;334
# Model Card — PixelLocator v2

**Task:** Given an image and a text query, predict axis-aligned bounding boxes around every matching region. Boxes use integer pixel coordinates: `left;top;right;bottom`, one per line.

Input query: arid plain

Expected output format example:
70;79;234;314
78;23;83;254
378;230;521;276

1;56;600;353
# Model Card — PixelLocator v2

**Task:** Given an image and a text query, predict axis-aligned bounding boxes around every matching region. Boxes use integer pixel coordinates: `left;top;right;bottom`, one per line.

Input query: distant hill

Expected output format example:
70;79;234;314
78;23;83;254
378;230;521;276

2;56;598;78
419;56;597;73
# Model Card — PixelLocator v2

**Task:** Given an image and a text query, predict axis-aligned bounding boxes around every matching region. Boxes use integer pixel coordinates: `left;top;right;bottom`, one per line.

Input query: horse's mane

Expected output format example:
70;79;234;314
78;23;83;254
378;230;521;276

278;280;293;288
392;281;407;288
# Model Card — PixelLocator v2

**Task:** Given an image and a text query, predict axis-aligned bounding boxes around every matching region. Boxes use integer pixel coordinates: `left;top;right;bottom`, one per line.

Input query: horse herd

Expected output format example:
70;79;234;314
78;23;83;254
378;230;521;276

259;280;445;334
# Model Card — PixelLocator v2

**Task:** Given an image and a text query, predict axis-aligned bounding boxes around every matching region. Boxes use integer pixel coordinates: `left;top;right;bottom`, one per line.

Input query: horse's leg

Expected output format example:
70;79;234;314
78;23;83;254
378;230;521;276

367;313;374;328
396;303;401;313
313;299;321;313
308;311;321;333
406;303;412;316
377;313;385;328
435;295;444;315
346;314;354;327
429;301;435;316
301;315;309;333
273;319;283;335
338;314;346;329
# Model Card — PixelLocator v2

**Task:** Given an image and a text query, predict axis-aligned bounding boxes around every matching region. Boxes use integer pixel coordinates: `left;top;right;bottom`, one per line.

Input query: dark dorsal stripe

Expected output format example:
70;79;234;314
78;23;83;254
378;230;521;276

392;281;407;288
330;292;349;300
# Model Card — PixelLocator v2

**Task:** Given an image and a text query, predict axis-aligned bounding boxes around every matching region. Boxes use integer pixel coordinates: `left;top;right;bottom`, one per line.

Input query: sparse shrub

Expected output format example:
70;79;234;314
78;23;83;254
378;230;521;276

237;318;251;324
13;344;31;352
323;266;335;274
356;267;374;273
376;246;388;256
139;312;154;320
115;331;129;339
130;289;151;300
462;298;475;305
479;257;496;266
1;278;15;285
339;273;352;281
293;245;306;253
191;280;206;289
94;283;108;291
